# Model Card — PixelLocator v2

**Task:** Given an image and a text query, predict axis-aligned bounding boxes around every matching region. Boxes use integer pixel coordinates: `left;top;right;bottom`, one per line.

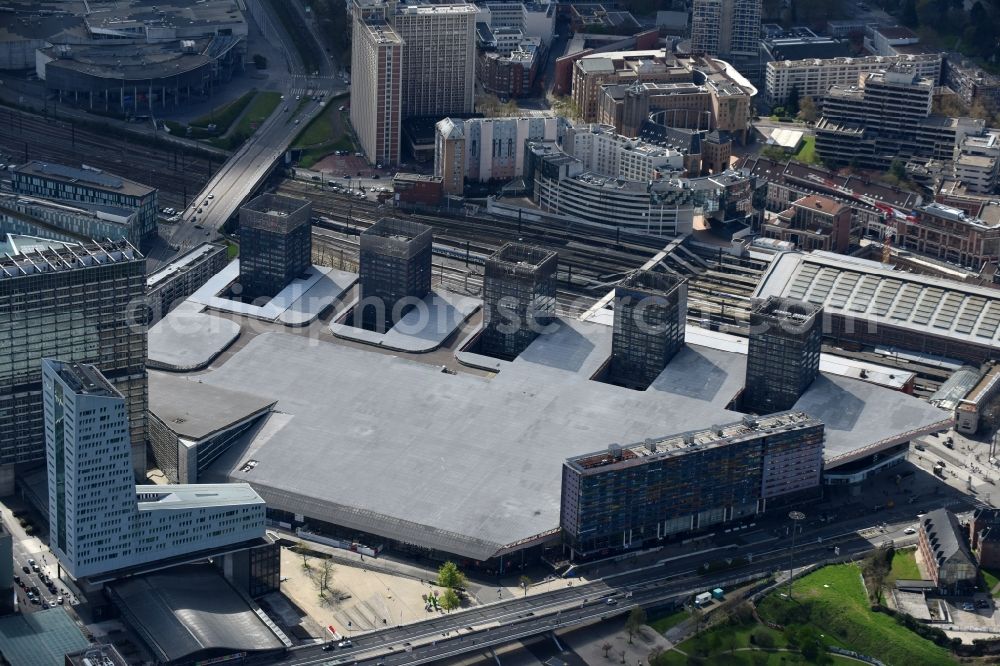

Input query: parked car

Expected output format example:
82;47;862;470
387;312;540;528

903;527;916;535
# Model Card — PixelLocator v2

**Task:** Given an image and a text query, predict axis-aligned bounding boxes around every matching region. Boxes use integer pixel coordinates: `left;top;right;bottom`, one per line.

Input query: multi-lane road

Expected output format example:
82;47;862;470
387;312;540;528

157;90;335;259
153;0;346;264
273;507;942;666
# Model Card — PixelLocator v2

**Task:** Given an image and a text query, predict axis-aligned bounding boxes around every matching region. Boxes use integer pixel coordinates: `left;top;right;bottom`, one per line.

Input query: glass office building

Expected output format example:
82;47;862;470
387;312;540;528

608;269;687;388
480;242;558;359
0;239;147;472
743;296;823;415
238;194;312;301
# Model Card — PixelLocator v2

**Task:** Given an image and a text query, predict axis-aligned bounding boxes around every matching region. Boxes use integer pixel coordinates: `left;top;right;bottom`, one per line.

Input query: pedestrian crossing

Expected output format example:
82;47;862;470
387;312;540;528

288;75;345;98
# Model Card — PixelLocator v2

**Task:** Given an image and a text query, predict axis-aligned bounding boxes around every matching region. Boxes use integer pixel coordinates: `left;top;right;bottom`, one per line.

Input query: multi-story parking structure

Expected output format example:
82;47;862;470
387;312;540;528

561;412;824;558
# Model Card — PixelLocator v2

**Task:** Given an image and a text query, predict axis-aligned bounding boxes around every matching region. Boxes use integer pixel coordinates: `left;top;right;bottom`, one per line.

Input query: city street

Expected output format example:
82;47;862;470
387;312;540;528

0;501;79;613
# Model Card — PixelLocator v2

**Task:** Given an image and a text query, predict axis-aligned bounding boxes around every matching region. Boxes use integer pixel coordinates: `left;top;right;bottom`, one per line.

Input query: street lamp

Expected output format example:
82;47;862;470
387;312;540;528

787;510;806;599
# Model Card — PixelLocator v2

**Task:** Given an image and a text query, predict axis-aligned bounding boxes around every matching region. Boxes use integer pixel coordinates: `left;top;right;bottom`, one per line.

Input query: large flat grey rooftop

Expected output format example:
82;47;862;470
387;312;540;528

148;372;275;441
181;312;949;561
148;302;241;371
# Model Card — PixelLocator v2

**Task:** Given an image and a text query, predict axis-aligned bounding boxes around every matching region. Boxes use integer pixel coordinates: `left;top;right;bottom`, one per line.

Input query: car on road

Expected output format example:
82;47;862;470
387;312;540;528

296;95;301;100
321;644;334;652
208;194;214;199
21;566;29;574
606;597;618;605
57;596;63;605
337;640;352;648
903;527;916;535
194;224;204;230
294;119;300;125
203;200;209;206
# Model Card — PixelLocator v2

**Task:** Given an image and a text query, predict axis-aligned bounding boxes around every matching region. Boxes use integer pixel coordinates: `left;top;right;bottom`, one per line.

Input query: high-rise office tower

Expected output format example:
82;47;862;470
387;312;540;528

42;359;265;580
238;194;312;300
609;269;687;388
0;239;147;479
358;217;433;333
743;296;823;415
351;5;402;166
350;0;477;165
691;0;762;57
481;242;558;359
394;2;477;117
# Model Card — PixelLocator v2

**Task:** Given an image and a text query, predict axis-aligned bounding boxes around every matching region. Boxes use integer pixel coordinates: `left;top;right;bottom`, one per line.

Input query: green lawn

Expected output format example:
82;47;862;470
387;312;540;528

982;567;1000;595
757;564;953;666
888;548;922;582
648;609;689;634
208;92;282;150
793;135;819;164
292;95;355;168
654;623;864;665
234;92;281;135
191;90;255;131
226;241;239;260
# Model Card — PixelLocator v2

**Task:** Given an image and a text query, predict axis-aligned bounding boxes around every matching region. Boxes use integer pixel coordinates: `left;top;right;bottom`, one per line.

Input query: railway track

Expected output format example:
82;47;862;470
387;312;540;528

0;107;216;209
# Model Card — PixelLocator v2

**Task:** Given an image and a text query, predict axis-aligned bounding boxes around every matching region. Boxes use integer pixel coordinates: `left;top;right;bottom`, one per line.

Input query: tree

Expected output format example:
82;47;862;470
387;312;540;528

437;561;466;590
625;607;647;643
901;0;919;26
786;87;801;117
440;587;461;612
318;558;334;597
551;95;582;121
602;642;613;658
298;545;311;570
751;627;775;648
797;95;817;123
519;575;532;597
889;158;908;181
